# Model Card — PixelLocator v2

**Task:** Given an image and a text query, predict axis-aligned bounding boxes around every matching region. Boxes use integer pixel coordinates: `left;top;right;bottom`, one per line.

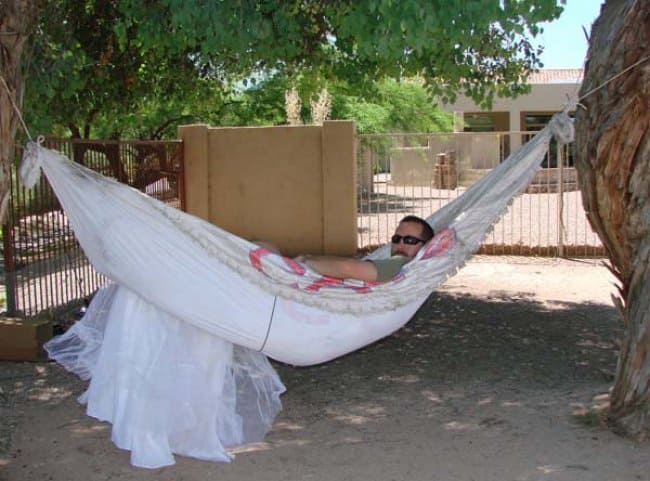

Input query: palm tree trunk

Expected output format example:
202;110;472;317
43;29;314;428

575;0;650;439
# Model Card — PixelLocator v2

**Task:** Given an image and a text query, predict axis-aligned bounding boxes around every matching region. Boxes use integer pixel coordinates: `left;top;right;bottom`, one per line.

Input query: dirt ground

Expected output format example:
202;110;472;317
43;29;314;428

2;256;649;481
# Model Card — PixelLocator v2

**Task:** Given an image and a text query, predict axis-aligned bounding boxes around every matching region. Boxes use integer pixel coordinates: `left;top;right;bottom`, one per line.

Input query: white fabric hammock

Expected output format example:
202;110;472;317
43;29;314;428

32;112;573;468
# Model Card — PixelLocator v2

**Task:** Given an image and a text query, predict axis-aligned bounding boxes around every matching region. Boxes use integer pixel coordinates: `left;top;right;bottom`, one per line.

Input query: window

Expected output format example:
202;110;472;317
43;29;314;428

463;113;495;132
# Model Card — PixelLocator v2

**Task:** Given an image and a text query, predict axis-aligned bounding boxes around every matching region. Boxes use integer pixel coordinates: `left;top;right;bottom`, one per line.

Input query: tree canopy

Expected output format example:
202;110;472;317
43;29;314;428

19;0;562;139
115;0;561;105
23;0;229;139
2;0;562;216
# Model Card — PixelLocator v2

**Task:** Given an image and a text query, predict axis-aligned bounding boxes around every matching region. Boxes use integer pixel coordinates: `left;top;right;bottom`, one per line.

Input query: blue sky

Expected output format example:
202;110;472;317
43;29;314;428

536;1;605;68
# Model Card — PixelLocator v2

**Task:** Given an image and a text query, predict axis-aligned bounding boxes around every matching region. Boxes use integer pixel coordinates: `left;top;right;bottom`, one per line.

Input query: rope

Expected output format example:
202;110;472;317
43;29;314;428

555;54;649;255
575;55;650;109
0;74;33;141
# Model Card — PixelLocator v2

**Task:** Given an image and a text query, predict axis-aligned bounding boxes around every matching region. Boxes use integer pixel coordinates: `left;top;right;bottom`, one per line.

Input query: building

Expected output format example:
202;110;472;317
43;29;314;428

442;68;583;153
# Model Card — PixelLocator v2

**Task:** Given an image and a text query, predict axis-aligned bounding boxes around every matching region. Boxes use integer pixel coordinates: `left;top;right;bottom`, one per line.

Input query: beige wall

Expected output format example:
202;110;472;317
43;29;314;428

444;82;579;152
389;146;433;186
443;83;579;131
387;133;502;188
178;121;357;257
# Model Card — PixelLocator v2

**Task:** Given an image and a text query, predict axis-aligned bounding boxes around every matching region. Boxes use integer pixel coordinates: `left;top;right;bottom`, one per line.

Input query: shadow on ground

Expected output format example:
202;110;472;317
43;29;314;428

277;290;620;396
0;290;624;481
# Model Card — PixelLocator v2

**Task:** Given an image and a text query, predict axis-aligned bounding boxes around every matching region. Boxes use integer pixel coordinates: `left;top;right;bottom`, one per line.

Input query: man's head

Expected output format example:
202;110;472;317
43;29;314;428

390;215;435;258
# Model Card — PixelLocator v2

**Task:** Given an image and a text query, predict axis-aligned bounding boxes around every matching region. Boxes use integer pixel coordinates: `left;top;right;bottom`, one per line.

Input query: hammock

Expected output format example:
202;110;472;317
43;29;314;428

30;112;573;468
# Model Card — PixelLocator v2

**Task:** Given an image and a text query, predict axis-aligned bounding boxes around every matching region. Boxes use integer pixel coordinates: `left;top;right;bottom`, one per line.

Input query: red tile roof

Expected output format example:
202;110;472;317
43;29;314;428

528;69;584;84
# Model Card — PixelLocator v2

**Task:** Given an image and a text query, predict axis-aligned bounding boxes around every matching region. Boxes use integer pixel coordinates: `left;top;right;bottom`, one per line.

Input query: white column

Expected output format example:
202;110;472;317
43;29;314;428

509;110;522;151
453;111;464;132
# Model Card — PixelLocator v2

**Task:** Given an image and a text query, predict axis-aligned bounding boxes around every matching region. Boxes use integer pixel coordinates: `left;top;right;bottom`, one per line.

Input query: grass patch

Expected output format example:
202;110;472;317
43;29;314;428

572;392;610;429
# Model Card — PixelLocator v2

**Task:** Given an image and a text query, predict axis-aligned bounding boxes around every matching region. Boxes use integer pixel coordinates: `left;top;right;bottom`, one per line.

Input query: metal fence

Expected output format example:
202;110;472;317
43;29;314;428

356;131;604;257
1;131;604;318
2;138;184;317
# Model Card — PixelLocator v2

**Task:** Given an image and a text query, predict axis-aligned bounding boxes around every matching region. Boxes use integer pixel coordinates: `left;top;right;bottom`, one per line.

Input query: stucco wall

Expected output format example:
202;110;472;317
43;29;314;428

443;83;580;132
443;81;580;154
388;133;501;187
178;121;357;257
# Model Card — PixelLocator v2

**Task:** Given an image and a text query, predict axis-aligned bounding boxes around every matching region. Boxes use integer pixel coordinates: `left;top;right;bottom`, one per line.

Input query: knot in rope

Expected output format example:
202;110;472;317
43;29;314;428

548;111;575;145
19;141;43;189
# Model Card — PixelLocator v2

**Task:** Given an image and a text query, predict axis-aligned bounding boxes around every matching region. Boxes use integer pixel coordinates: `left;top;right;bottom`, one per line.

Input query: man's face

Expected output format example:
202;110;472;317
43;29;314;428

390;221;426;258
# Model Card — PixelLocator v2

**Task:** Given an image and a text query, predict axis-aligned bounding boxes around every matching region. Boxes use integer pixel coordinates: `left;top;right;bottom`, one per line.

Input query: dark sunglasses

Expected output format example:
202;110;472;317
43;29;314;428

391;234;425;246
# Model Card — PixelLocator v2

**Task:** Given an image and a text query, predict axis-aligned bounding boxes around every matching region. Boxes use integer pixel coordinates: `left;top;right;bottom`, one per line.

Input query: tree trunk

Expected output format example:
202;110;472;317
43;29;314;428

0;0;37;222
575;0;650;439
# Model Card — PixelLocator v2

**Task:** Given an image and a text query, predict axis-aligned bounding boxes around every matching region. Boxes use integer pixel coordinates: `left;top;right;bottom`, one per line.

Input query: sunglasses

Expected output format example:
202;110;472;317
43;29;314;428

391;234;425;246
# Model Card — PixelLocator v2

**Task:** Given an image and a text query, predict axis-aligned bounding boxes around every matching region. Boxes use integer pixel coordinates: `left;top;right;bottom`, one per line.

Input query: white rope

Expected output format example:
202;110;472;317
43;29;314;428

0;74;33;141
575;55;650;110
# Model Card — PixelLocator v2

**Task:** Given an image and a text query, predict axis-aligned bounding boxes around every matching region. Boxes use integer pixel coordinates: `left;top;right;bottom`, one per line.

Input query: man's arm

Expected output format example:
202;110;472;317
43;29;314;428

299;255;378;282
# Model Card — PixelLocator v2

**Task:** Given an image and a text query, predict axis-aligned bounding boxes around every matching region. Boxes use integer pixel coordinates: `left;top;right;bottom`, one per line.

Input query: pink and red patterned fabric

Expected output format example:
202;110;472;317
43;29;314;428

248;227;457;294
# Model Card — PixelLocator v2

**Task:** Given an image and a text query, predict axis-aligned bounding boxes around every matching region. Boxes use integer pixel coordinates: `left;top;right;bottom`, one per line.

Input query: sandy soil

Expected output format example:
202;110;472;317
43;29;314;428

2;256;649;481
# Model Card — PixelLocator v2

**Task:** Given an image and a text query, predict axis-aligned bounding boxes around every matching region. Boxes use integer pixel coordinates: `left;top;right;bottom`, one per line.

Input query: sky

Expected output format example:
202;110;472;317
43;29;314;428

536;1;605;68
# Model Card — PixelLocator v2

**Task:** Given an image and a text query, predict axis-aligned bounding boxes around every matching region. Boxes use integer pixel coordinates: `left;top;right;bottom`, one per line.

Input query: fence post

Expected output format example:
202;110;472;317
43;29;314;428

557;144;565;257
2;222;16;315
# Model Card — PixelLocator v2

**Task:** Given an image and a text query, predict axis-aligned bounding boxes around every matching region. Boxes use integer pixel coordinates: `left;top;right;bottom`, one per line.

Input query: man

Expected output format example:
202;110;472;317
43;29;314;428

297;215;434;282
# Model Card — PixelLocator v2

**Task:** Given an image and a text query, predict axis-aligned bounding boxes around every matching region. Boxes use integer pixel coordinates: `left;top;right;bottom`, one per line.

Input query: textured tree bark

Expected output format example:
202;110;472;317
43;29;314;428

575;0;650;439
0;0;37;222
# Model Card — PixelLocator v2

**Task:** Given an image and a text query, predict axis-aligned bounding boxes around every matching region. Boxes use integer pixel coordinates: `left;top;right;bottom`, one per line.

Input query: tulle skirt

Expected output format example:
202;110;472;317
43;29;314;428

45;284;285;468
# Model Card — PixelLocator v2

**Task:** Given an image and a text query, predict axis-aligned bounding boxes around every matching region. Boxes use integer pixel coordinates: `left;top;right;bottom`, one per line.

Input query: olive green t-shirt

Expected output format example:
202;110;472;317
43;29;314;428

369;255;410;282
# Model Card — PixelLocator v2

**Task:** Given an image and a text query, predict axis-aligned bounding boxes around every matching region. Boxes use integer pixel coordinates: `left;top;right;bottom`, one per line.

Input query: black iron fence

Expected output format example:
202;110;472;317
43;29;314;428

2;138;184;317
